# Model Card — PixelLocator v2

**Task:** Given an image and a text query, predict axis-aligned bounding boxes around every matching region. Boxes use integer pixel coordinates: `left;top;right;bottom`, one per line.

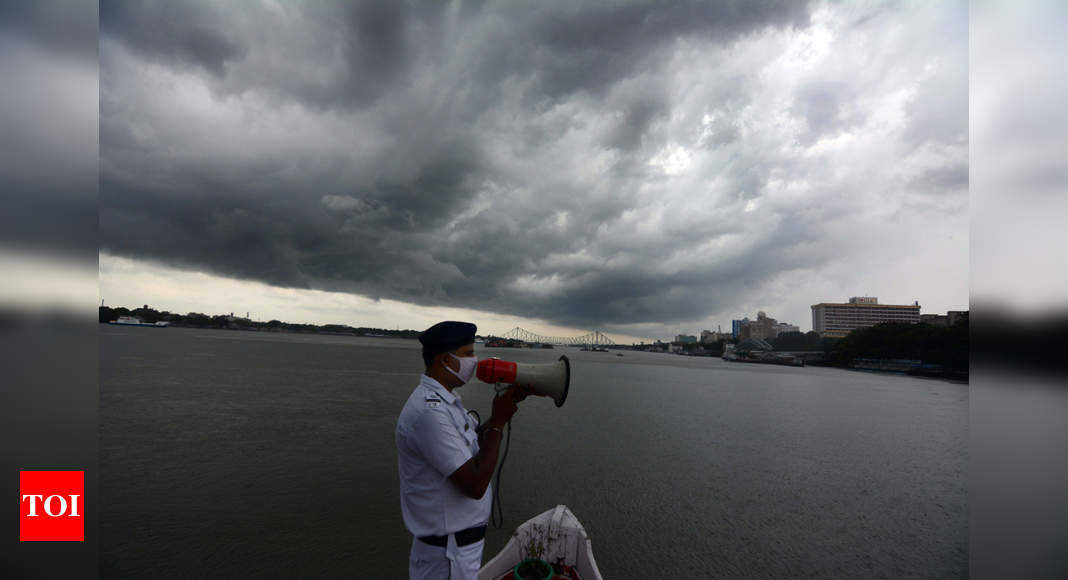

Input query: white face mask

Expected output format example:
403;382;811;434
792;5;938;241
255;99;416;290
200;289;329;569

445;353;478;384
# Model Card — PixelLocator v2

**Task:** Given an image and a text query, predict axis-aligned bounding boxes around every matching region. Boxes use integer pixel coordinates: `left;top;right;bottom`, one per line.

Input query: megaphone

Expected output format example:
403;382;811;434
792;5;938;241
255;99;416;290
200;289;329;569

476;355;570;407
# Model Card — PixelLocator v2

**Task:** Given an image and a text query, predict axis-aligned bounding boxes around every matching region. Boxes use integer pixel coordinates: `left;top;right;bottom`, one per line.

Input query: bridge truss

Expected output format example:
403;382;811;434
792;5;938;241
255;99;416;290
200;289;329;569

498;327;618;347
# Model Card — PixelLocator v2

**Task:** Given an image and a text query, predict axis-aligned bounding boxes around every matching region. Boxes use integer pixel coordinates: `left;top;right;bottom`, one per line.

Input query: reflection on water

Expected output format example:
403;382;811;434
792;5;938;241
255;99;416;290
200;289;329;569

102;326;967;577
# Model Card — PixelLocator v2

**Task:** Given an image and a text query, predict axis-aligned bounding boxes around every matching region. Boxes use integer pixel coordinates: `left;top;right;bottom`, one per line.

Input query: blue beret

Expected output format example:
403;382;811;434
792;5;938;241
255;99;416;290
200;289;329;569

419;321;477;355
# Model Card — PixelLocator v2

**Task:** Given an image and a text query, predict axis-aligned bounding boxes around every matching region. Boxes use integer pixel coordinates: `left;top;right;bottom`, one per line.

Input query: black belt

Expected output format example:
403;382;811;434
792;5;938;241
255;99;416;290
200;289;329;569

418;525;486;548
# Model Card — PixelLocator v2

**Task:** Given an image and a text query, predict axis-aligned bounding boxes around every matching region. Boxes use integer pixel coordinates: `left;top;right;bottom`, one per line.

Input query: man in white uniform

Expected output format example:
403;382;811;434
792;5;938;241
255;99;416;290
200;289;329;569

396;321;528;580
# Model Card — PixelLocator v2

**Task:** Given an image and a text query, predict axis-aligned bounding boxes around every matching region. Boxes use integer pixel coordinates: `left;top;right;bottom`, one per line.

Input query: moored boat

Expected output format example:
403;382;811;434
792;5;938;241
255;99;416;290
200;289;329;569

479;505;603;580
723;355;804;367
108;315;168;327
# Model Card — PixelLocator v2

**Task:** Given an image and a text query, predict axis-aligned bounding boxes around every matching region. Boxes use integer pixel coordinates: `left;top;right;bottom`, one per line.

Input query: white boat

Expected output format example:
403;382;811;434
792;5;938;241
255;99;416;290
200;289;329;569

108;316;168;327
479;505;603;580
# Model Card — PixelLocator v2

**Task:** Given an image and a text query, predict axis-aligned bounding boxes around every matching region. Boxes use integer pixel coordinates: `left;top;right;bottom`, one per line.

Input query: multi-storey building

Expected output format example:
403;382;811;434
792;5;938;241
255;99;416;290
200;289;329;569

731;312;800;340
739;311;777;340
701;330;732;343
811;297;921;338
772;322;800;335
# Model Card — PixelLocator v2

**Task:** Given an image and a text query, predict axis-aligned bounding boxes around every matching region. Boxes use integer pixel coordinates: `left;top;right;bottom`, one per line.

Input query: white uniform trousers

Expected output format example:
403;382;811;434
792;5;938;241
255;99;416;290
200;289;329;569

409;534;484;580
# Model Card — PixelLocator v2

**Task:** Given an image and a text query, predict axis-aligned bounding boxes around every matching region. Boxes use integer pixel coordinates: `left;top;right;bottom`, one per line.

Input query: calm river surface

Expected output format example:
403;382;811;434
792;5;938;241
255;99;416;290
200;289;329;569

101;325;967;577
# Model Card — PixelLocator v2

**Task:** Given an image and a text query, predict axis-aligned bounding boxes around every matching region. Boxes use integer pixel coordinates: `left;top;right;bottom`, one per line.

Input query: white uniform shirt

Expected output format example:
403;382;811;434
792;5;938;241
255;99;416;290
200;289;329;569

396;374;491;537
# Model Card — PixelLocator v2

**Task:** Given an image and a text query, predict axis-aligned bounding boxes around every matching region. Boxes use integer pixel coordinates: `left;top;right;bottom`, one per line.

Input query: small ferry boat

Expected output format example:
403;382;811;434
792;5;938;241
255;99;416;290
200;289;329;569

479;505;603;580
108;316;168;327
724;354;804;367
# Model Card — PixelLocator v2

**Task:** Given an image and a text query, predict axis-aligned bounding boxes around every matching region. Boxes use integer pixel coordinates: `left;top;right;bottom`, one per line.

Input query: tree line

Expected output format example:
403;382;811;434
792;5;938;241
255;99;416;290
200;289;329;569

98;305;421;338
671;321;968;373
827;319;969;371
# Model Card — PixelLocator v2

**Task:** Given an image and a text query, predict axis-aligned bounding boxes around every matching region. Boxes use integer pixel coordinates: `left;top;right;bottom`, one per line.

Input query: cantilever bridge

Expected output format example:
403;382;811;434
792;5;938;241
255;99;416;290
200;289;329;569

496;327;619;347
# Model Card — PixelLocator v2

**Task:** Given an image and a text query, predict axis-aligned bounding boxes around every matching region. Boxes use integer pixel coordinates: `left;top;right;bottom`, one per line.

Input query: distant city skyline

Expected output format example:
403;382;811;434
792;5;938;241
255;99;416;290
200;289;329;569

101;254;960;344
99;2;967;343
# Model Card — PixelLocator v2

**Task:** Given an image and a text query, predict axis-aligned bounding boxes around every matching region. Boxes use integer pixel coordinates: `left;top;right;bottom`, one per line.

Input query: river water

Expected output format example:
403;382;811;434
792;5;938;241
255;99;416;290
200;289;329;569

101;325;967;577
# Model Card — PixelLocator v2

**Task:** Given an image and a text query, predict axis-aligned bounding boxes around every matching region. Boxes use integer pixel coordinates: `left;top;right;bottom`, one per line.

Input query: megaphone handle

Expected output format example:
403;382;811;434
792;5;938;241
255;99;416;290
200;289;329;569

493;383;510;394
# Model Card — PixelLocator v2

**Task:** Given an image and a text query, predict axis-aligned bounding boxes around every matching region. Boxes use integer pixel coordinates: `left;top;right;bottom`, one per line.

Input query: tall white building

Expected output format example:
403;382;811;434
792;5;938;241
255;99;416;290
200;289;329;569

811;297;921;338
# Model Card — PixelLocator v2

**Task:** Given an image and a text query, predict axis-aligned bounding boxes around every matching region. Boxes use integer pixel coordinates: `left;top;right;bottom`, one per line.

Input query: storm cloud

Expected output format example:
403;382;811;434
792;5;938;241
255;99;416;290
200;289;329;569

1;2;98;258
100;0;968;335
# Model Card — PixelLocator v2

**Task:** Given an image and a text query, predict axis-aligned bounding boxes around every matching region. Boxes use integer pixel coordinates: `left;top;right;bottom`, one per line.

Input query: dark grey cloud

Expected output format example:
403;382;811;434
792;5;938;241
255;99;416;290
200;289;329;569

472;0;811;103
0;1;98;60
101;1;968;334
1;1;98;258
101;0;244;77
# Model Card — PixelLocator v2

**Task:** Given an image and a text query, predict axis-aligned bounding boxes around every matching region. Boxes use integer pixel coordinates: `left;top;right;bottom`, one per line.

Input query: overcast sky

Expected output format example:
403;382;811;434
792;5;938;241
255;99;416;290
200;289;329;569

98;0;968;341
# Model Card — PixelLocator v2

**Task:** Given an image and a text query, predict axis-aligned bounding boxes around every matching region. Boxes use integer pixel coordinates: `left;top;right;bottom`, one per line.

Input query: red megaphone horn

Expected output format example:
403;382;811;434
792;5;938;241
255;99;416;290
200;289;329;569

476;355;570;407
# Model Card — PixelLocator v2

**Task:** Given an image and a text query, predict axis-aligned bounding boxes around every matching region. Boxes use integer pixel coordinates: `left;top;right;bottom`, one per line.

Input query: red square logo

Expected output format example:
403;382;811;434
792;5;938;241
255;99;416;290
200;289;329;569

20;471;84;542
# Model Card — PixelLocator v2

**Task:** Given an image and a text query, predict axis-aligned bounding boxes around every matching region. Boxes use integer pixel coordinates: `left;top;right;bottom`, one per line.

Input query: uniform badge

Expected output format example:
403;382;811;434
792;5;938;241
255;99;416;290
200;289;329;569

425;397;442;409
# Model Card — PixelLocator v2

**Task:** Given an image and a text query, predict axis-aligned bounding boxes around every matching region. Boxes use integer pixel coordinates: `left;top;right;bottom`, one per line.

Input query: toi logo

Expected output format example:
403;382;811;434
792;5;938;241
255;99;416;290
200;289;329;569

20;471;84;542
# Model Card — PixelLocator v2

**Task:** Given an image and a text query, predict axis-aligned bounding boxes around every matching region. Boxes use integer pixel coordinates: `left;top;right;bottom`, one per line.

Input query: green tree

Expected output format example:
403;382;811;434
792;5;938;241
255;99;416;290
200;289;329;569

830;320;968;370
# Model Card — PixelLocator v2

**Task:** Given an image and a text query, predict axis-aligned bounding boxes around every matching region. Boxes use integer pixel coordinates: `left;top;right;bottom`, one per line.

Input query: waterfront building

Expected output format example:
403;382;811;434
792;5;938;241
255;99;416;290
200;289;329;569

738;311;783;340
701;330;732;343
811;297;921;338
772;322;800;335
675;334;698;344
731;319;747;338
732;312;799;340
739;314;767;340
